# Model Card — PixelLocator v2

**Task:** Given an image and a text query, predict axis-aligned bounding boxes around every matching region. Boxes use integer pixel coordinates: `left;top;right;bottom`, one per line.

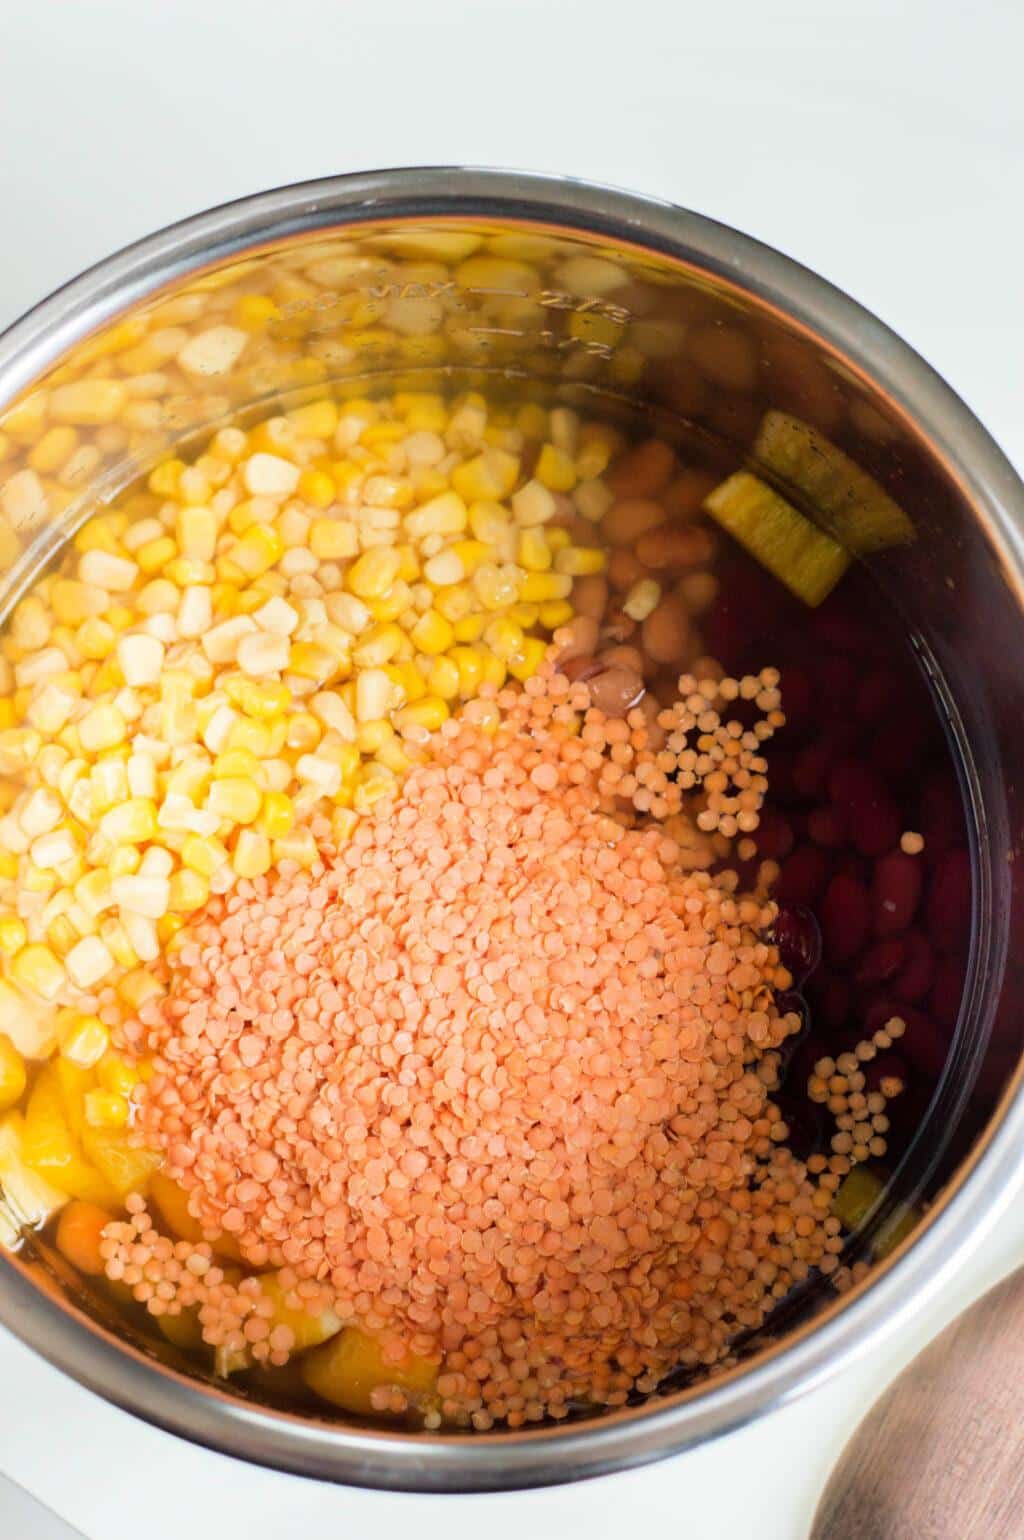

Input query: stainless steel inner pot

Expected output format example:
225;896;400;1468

0;168;1022;1492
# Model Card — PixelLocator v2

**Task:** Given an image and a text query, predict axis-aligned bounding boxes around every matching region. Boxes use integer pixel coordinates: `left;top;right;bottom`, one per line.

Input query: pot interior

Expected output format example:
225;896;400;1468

0;194;1021;1461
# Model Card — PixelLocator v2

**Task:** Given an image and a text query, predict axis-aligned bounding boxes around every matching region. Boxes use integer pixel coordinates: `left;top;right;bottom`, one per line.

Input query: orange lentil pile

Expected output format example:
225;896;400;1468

100;648;857;1428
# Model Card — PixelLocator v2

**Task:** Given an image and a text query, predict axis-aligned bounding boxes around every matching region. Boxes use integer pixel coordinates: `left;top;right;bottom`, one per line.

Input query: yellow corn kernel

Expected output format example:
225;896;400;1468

168;868;210;912
285;713;322;753
404;400;448;433
433;584;475;624
449;646;484;698
105;604;135;632
425;656;460;700
298;469;336;510
78;704;127;753
347;547;402;600
288;399;339;439
539;599;575;629
375;739;412;775
0;852;17;881
73;518;121;557
84;1089;129;1129
356;719;393;755
468;501;510;547
207;778;262;824
353;623;404;668
0;916;27;956
288;643;346;685
56;1010;109;1068
546;526;571;550
233;829;271;879
176;504;218;562
11;943;64;1000
535;443;577;492
157;912;186;947
116;969;164;1013
109;847;141;877
180;835;229;879
309;518;358;561
272;828;318;868
75;617;117;659
0;702;14;731
27;425;78;474
395;697;450;734
227;498;267;537
388;662;426;704
212;749;261;780
507;602;540;629
508;636;548;681
409;610;455;656
482;618;525;662
224;678;291;719
452;613;487;643
230;523;283;579
235;293;281;329
49;578;100;627
331;807;359;844
554;545;607;577
97;1049;142;1093
0;1035;27;1111
364;582;411;624
47;916;78;956
479;653;507;690
393;541;420;583
404;493;468;541
51;379;127;426
517;528;552;572
256;791;295;839
136;535;177;575
148;459;185;497
519;571;573;604
99;799;158;844
451;448;519;503
361;421;406;449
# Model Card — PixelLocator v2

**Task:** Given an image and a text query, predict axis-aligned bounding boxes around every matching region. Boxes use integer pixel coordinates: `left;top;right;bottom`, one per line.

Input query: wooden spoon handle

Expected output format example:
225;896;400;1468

812;1266;1024;1539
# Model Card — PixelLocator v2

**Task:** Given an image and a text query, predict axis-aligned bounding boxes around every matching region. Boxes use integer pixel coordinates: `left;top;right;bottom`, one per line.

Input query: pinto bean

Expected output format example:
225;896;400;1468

605;438;676;499
587;667;646;717
570;574;609;620
635;523;715;571
662;468;720;521
641;593;691;665
601;498;666;547
608;548;651;592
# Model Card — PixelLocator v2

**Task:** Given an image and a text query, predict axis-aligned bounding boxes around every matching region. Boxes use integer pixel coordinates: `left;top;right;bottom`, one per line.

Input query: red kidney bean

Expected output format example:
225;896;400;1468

554;616;599;662
929;954;966;1028
826;760;901;854
831;849;871;886
926;847;971;952
856;936;907;988
821;873;871;965
808;805;847;849
855;669;900;724
919;769;961;855
772;904;822;982
812;655;859;721
872;850;923;936
871;709;931;783
776;665;814;737
794;739;839;801
893;931;935;1003
776;844;831;907
809;604;870;657
808;972;851;1032
560;655;604;684
754;808;795;862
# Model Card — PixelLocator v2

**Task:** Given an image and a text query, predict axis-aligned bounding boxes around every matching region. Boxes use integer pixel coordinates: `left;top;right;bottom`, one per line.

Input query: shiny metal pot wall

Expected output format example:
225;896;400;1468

0;170;1022;1491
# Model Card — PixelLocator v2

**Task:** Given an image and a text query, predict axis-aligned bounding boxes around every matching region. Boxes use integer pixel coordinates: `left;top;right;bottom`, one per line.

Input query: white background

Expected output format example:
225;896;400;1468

0;1;1022;1536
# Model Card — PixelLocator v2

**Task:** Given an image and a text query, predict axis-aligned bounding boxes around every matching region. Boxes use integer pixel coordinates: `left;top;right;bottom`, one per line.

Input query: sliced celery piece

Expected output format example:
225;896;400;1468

754;410;915;554
704;471;850;607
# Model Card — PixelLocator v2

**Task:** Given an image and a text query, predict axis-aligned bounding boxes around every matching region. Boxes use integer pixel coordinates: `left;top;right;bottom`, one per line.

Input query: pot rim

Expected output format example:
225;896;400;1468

1;166;1023;1492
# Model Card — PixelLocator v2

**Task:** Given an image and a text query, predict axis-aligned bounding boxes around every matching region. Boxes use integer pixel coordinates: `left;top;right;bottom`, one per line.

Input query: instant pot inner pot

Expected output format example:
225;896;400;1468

0;213;1020;1434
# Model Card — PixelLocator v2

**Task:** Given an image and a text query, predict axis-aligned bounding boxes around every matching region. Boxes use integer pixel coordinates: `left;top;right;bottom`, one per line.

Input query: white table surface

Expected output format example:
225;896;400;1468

1;2;1022;1535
